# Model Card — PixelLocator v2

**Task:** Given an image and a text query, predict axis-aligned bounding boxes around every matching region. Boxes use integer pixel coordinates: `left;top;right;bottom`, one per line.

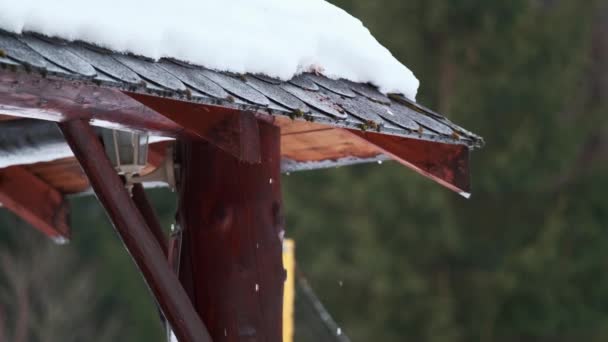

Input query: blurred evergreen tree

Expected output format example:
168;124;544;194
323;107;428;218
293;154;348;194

285;1;608;341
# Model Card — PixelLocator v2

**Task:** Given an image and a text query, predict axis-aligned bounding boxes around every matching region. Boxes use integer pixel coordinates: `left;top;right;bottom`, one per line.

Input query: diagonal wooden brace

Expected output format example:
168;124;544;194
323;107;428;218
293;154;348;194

57;119;212;342
346;129;472;197
0;166;70;243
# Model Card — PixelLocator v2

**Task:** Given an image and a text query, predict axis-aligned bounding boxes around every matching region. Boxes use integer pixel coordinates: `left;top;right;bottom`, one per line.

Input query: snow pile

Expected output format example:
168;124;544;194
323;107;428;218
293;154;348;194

0;0;419;99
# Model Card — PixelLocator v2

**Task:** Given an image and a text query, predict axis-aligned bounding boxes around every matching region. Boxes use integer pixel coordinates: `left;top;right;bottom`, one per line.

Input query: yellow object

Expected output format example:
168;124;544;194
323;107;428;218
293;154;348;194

282;239;295;342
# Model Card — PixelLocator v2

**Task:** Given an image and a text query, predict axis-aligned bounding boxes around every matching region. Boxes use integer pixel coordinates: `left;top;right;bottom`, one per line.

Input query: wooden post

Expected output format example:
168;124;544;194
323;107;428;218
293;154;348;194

177;120;285;341
58;119;212;342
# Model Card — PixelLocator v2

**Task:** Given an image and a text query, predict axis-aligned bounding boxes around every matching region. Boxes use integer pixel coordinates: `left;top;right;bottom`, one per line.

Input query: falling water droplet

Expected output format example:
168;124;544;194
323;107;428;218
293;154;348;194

377;160;383;165
224;328;228;337
52;236;69;245
286;172;291;176
256;243;260;249
338;280;343;287
255;284;260;292
269;178;273;184
337;327;342;336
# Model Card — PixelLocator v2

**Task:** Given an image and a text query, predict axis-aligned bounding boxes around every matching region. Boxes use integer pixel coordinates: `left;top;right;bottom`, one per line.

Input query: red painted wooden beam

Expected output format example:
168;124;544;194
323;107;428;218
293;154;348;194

0;70;182;135
147;141;172;169
347;129;472;197
58;119;212;342
0;70;260;162
127;93;261;163
0;166;70;242
177;120;285;341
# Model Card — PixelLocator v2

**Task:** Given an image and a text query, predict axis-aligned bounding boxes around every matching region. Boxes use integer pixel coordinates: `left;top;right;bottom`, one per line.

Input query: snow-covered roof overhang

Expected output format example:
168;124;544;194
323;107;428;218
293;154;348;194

0;30;483;196
0;0;421;98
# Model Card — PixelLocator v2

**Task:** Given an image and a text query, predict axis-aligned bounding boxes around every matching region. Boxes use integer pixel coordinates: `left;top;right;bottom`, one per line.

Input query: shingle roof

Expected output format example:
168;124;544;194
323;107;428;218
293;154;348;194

0;30;483;149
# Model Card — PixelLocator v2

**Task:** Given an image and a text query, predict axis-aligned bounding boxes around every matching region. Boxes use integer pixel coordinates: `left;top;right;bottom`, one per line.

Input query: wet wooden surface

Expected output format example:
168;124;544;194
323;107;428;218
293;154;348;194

0;165;70;241
59;119;212;342
177;121;284;342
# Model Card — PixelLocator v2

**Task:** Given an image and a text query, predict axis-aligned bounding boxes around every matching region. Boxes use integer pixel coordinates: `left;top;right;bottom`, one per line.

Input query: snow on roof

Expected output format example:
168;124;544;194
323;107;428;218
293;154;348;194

0;0;419;100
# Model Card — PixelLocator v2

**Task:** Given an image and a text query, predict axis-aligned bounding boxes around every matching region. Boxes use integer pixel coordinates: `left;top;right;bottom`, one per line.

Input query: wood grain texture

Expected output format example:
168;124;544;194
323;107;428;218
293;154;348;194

177;120;285;342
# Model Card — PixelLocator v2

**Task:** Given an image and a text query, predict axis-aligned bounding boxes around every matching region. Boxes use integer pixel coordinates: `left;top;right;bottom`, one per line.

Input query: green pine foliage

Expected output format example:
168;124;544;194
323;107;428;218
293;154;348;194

285;1;608;341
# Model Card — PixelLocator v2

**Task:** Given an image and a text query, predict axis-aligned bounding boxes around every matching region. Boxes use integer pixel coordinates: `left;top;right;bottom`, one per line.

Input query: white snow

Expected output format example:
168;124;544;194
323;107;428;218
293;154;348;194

0;0;419;99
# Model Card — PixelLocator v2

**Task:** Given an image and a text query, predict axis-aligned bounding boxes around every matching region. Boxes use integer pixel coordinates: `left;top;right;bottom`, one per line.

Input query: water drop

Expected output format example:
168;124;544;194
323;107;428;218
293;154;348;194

377;160;383;165
52;236;69;245
255;284;260;292
337;327;342;336
269;178;273;184
224;328;227;337
338;280;343;287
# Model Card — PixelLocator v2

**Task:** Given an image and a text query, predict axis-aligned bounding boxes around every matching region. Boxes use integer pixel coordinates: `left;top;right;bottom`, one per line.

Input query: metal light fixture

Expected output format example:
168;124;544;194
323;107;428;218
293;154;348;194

101;128;177;191
101;129;149;179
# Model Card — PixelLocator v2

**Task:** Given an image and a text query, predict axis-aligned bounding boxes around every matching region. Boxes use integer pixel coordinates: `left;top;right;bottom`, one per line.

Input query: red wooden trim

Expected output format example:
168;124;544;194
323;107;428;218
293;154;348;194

132;183;168;257
0;70;182;135
346;129;472;197
177;120;284;341
58;119;212;342
148;141;171;169
0;70;262;162
127;93;261;163
0;114;18;121
0;166;70;242
0;166;70;243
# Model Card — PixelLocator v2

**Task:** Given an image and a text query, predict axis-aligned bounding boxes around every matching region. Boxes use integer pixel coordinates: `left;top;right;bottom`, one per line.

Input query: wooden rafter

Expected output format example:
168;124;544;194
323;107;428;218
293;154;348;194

127;93;262;163
0;166;70;242
0;72;182;136
347;129;471;197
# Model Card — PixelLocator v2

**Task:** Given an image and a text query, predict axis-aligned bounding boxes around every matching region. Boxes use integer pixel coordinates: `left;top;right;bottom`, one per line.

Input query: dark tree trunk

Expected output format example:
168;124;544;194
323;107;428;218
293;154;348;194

177;120;285;342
